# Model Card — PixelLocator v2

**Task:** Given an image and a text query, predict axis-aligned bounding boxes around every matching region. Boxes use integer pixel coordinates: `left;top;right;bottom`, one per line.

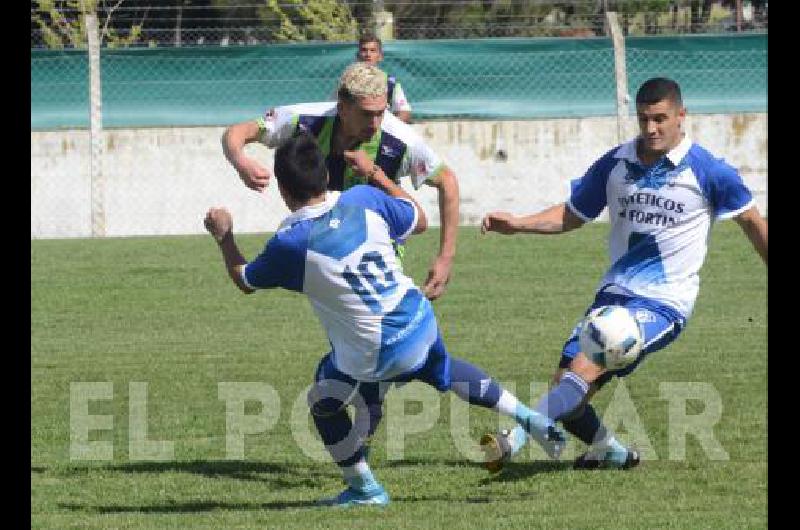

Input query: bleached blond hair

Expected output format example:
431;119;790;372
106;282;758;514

337;62;387;101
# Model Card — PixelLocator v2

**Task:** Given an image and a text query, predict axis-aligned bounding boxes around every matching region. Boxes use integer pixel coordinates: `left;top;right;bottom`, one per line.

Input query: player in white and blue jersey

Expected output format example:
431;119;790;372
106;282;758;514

479;78;767;472
205;133;566;507
355;31;413;124
222;62;457;301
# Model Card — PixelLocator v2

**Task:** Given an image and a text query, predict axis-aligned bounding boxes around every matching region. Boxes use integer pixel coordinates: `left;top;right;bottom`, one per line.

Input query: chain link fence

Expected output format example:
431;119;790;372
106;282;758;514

31;4;767;238
31;1;767;49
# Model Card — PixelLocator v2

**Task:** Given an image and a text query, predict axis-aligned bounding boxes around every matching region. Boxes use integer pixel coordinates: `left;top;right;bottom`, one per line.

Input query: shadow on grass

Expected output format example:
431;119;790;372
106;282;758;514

45;460;337;488
58;500;324;513
478;460;573;484
383;456;571;479
59;492;536;514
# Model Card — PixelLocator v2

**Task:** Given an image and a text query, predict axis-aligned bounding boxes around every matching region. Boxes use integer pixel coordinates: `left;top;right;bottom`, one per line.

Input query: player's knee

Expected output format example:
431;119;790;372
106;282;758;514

570;353;605;384
307;384;346;418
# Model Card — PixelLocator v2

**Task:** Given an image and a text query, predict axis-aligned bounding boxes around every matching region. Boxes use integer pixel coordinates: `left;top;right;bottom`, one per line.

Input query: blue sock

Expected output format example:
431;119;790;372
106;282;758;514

312;409;368;467
535;371;589;422
448;358;502;408
562;404;607;446
563;406;628;464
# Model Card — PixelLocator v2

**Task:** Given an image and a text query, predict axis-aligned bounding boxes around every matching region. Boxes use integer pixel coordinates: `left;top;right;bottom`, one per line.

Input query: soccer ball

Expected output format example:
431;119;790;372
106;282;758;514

578;306;644;370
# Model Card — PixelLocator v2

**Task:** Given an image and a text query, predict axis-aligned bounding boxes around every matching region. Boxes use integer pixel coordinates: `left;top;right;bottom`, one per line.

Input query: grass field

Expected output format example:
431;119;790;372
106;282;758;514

31;222;767;529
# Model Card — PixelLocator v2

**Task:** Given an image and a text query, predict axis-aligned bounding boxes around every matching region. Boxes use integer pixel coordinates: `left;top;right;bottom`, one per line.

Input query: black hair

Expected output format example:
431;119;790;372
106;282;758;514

273;132;328;203
358;31;382;50
635;77;683;107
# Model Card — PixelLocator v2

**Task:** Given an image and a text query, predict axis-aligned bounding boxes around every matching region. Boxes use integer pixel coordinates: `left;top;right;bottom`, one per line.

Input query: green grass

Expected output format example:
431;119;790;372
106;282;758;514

31;223;766;529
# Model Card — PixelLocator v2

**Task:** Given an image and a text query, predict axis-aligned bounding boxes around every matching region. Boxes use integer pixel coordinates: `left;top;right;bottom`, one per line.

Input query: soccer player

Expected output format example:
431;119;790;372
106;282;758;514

479;77;767;471
222;62;456;301
204;133;566;507
356;31;412;123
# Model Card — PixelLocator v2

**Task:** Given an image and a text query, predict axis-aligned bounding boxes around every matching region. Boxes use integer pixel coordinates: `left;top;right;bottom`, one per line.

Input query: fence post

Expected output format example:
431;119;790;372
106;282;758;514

86;13;106;237
606;11;629;144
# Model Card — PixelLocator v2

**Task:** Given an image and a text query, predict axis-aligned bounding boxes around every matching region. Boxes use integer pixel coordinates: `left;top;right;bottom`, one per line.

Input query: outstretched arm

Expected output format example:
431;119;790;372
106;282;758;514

422;167;459;300
221;120;272;192
482;203;585;235
734;206;768;265
204;207;255;294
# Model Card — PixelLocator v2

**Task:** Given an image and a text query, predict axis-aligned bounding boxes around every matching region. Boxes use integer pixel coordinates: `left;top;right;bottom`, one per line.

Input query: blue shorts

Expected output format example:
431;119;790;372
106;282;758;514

310;331;452;414
559;290;686;388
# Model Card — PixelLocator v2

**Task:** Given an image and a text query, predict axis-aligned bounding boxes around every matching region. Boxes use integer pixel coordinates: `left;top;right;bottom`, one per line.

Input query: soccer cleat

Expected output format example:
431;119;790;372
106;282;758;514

480;424;567;474
480;429;514;474
317;485;390;508
573;446;640;470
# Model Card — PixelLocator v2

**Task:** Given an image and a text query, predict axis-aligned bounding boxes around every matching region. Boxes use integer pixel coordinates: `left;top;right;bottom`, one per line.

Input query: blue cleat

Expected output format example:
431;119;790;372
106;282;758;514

318;485;390;508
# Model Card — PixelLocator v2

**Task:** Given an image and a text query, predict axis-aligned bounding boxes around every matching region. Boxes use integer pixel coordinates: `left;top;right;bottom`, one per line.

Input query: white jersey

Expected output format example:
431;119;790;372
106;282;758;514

241;186;437;382
387;74;412;113
567;136;755;318
256;101;441;191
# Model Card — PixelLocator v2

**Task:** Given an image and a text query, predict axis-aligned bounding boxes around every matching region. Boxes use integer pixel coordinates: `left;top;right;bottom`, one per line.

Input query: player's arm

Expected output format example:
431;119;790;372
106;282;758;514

391;83;412;124
343;149;427;234
420;167;459;299
204;207;255;294
394;110;412;124
482;203;585;235
221;119;272;192
734;205;768;265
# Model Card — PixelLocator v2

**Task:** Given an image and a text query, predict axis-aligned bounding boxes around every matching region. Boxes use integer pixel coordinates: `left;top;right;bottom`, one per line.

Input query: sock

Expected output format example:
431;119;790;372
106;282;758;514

495;390;559;456
342;459;381;493
448;358;502;408
589;434;629;464
535;371;589;422
562;404;607;446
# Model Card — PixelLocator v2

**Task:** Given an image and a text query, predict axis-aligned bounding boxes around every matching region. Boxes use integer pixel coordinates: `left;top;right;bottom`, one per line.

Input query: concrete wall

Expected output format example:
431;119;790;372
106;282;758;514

31;114;766;239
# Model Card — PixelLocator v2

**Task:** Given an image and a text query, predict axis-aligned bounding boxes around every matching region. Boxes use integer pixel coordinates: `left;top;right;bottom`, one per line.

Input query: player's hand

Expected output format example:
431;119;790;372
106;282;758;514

236;157;272;192
204;207;233;243
422;255;453;300
481;212;518;235
343;150;374;179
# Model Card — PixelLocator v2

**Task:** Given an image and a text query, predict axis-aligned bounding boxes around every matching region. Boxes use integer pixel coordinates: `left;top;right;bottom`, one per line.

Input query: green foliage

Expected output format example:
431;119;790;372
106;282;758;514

257;0;358;42
32;0;144;49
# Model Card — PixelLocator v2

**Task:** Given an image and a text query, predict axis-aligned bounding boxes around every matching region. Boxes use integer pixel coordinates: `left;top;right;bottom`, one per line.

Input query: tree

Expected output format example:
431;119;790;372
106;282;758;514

257;0;358;42
32;0;146;49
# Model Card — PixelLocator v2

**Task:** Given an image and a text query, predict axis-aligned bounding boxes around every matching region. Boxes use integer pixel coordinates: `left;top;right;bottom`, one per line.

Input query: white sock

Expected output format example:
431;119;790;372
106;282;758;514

493;389;520;417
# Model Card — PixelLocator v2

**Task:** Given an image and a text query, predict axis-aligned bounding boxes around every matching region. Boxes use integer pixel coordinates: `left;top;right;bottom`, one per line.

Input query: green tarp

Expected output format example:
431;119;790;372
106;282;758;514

31;34;766;130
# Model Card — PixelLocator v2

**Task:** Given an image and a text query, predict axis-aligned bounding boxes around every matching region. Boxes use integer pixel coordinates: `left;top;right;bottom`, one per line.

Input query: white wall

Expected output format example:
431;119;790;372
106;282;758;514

31;114;767;239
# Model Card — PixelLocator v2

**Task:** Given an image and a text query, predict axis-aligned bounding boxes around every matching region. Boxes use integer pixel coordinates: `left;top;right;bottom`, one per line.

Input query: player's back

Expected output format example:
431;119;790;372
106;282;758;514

253;185;437;381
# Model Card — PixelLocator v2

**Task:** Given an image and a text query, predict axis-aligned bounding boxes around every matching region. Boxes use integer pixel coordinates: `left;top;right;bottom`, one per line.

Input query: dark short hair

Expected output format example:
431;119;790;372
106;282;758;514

274;132;328;203
635;77;683;107
358;31;382;50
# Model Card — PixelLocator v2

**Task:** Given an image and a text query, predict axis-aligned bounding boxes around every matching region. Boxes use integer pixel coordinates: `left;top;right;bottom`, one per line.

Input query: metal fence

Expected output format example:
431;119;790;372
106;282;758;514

31;1;767;49
30;6;767;239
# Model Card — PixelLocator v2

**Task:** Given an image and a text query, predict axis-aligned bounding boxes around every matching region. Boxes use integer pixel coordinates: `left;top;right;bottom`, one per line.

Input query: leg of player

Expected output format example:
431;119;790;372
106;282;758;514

485;302;683;473
446;357;567;465
389;333;567;471
309;355;390;508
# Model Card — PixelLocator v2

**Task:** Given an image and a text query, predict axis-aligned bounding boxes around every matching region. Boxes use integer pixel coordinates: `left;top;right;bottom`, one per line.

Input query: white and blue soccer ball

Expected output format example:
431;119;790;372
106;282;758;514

578;306;644;370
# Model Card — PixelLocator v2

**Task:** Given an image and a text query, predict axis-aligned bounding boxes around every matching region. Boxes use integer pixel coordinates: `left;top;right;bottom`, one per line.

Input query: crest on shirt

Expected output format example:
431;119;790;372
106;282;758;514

624;160;687;190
